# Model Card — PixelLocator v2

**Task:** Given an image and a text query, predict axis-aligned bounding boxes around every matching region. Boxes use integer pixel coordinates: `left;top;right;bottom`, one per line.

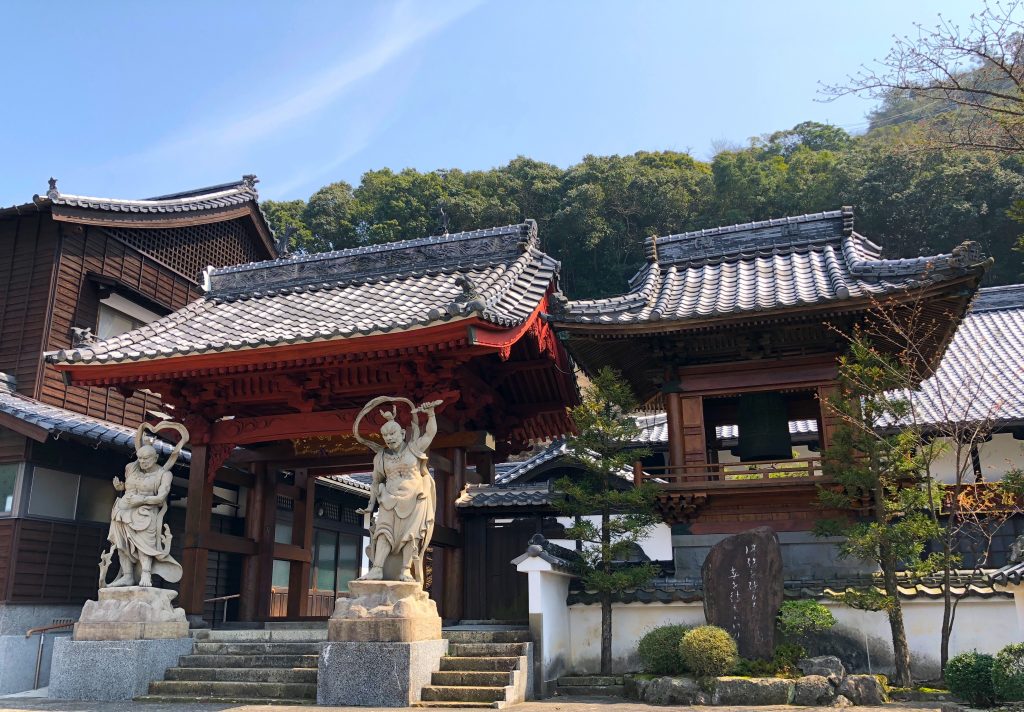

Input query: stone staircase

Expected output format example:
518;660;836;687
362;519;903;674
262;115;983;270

135;627;325;705
415;626;533;709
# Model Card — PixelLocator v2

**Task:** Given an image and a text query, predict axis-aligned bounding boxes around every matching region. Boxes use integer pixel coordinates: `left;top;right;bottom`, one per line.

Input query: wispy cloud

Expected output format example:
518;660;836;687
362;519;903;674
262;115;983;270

106;0;480;178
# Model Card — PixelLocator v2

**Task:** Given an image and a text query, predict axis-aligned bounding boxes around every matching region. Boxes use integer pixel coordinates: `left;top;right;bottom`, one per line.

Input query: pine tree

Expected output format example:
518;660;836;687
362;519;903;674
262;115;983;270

557;367;661;675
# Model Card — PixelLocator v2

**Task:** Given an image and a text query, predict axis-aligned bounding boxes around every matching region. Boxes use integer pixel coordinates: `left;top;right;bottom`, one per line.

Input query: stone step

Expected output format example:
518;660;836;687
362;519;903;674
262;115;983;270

412;702;496;709
444;630;531;644
432;670;514;687
148;679;317;700
165;667;318;684
191;641;323;655
559;675;624;686
136;695;314;706
447;642;529;657
420;685;509;703
555;685;625;697
440;656;520;672
178;653;319;669
194;628;327;643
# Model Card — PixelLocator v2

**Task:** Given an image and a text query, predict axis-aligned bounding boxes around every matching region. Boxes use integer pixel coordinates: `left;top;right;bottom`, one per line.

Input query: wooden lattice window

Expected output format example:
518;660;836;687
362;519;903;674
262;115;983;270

104;219;263;281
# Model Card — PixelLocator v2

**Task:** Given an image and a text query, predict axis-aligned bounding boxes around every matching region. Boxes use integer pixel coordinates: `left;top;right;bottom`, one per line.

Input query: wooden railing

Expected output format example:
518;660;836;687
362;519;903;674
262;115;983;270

638;456;827;489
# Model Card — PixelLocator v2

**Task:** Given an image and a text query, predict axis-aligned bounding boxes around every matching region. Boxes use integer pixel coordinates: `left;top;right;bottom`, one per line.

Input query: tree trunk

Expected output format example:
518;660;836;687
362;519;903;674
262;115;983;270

940;548;953;676
881;543;913;687
601;502;612;675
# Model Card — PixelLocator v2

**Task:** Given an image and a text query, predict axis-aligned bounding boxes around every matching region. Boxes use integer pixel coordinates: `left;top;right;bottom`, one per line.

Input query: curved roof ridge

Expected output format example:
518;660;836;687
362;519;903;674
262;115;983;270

209;221;537;276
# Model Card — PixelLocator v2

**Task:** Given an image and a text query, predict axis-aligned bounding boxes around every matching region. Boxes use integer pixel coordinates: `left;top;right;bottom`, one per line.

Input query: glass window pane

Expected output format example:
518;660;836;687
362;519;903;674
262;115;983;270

97;304;137;340
274;520;292;544
76;476;116;522
314;531;337;591
28;467;78;519
336;534;361;592
272;559;291;588
0;464;19;514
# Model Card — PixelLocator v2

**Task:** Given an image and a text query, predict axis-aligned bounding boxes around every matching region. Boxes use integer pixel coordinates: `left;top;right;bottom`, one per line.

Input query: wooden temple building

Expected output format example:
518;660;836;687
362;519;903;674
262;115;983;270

2;186;997;639
46;219;579;623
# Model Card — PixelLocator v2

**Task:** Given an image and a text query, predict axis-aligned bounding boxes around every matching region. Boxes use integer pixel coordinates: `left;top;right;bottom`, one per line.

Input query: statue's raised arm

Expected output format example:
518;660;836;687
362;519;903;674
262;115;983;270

411;400;442;452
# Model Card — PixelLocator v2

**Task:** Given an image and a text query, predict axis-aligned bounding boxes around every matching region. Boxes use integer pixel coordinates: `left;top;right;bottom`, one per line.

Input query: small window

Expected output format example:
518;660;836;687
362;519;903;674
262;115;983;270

76;476;116;522
272;559;291;588
0;464;20;515
96;293;162;340
28;467;79;519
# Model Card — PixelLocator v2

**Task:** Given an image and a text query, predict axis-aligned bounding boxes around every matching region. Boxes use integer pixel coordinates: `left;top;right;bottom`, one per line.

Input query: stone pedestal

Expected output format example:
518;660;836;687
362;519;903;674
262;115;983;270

73;586;189;640
321;579;446;706
319;639;448;707
48;636;193;701
328;579;441;643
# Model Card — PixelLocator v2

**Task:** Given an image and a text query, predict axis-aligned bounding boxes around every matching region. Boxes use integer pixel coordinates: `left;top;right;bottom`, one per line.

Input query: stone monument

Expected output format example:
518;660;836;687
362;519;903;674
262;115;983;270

49;422;193;701
701;526;784;660
319;397;449;707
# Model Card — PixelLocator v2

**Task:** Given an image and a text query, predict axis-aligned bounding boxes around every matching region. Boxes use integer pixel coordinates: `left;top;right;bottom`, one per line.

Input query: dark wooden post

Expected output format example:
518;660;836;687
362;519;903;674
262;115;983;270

181;443;213;618
287;468;314;618
238;463;265;621
443;446;466;621
255;464;277;620
665;392;685;471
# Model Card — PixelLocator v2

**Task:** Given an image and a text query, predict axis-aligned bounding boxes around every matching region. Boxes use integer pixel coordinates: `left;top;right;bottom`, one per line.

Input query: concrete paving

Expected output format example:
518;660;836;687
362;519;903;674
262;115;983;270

0;696;947;712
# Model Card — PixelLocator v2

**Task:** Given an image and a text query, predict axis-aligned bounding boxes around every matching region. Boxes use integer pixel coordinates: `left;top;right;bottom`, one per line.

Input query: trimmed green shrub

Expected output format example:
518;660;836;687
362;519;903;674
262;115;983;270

679;625;738;677
777;600;836;641
773;642;806;675
945;650;995;707
637;624;691;675
993;642;1024;702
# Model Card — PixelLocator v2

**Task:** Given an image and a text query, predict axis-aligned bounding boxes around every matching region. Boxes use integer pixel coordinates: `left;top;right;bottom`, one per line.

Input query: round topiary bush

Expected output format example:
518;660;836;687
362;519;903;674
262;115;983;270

637;624;691;675
679;625;738;677
993;642;1024;702
946;650;996;707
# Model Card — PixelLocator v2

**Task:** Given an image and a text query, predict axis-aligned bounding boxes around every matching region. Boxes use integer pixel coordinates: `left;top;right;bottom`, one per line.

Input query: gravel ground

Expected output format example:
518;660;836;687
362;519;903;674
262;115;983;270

0;696;950;712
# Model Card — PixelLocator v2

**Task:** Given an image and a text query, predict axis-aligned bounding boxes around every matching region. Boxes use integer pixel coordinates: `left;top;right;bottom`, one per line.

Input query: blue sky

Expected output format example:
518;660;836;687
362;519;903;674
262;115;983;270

0;1;980;206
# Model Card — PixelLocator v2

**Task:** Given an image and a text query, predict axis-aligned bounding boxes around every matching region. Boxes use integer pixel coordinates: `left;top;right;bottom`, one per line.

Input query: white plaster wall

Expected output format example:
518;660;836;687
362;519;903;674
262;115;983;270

930;432;1023;484
567;601;706;674
549;518;673;561
562;597;1020;677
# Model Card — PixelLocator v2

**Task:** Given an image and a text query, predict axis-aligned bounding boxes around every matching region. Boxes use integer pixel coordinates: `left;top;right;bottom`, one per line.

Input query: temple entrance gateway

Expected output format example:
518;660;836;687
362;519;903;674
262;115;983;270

48;221;579;624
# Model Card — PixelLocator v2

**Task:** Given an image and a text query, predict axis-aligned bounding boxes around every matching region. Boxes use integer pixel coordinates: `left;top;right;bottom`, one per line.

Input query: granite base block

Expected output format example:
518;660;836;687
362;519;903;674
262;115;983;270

0;633;67;694
318;638;447;707
48;636;193;701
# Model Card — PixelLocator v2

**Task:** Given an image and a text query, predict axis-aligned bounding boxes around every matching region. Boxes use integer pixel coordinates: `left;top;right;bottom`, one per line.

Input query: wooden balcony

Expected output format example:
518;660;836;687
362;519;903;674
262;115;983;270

638;456;829;490
636;456;834;529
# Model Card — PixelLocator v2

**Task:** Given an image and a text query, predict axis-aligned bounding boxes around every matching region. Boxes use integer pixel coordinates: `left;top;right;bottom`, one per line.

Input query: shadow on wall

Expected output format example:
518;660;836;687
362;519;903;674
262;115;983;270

804;625;942;680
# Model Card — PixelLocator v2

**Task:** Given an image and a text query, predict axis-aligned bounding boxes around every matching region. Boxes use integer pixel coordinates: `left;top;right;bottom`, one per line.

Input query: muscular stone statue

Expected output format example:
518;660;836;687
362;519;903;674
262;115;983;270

353;397;441;587
100;422;186;589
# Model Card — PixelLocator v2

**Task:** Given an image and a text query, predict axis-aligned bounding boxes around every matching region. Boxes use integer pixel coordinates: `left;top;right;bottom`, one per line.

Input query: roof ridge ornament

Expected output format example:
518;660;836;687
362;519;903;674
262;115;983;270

241;174;259;190
47;177;60;200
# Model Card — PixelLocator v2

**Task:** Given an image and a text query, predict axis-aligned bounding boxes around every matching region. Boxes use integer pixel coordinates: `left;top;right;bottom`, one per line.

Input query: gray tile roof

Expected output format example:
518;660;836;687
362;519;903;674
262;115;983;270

493;438;637;486
568;570;1010;605
991;560;1024;586
456;482;560;508
48;222;557;366
910;284;1024;427
551;208;988;327
0;376;184;460
53;176;259;214
320;473;372;496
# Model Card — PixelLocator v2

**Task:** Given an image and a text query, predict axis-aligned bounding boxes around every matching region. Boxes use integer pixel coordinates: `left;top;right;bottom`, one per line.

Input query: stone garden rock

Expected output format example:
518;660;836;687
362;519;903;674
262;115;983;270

702;526;784;659
798;655;847;684
838;674;889;705
794;675;837;706
832;693;853;707
642;676;710;705
713;676;795;706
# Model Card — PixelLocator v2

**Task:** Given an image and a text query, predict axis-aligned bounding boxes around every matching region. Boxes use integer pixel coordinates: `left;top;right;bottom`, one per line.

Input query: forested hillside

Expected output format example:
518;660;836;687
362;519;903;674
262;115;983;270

264;118;1024;299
